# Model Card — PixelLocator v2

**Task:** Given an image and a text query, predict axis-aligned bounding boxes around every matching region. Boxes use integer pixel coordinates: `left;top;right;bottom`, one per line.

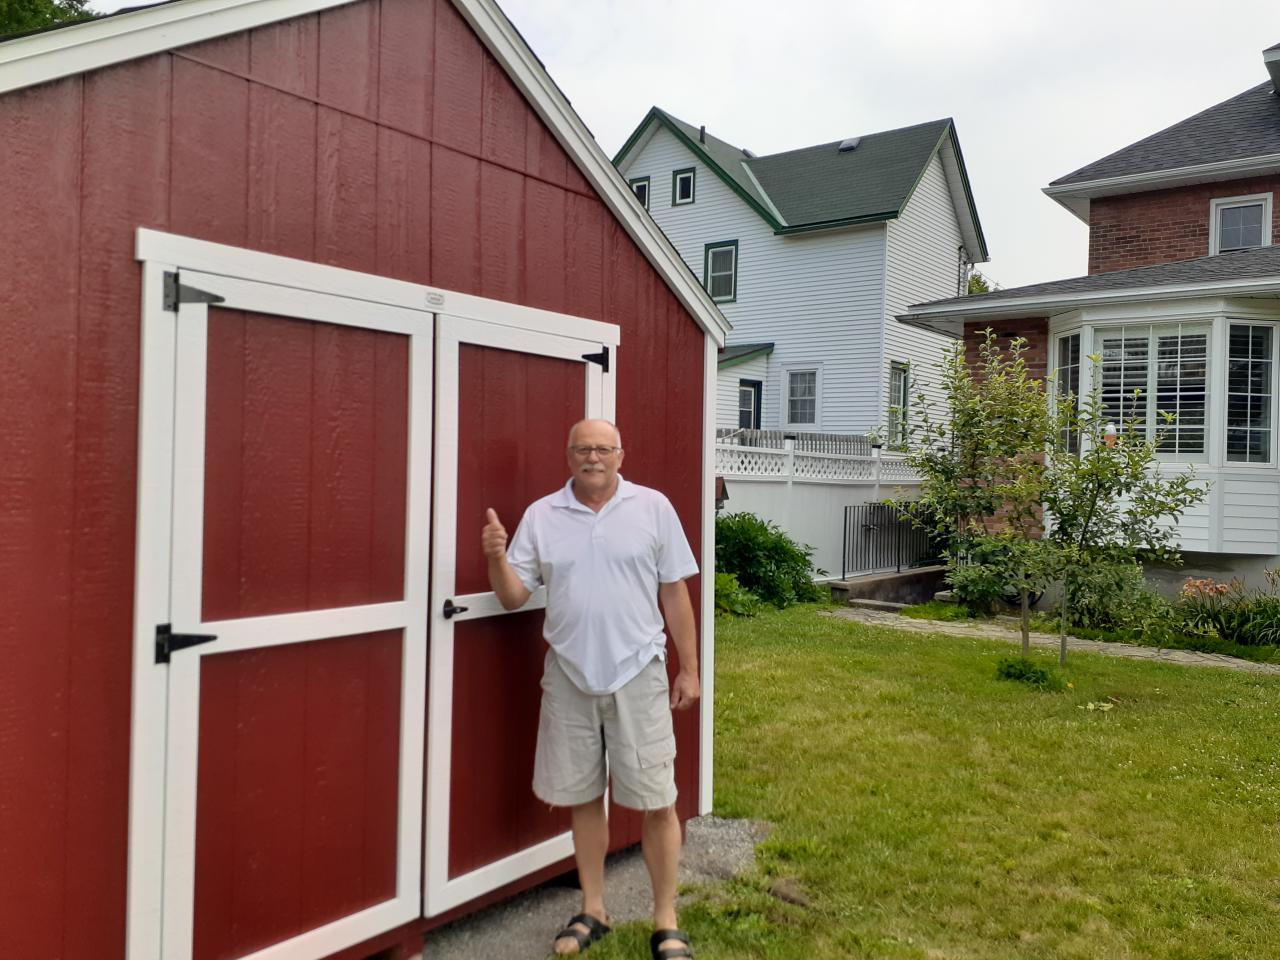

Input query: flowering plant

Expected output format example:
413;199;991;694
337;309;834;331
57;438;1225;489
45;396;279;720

1180;573;1280;646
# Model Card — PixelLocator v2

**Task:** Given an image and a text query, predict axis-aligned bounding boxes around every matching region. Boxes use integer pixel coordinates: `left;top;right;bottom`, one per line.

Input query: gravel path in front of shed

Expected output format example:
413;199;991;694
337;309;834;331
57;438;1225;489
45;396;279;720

422;815;769;959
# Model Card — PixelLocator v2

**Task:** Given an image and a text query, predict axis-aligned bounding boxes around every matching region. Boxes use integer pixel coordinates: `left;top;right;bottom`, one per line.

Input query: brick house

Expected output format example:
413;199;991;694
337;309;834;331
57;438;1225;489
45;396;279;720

899;42;1280;579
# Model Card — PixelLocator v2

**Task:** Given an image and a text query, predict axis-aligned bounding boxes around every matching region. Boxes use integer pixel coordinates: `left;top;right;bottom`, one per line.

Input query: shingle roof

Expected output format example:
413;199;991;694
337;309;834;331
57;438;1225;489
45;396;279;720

616;107;987;258
745;119;952;227
718;342;774;367
657;111;774;214
910;244;1280;312
1051;82;1280;186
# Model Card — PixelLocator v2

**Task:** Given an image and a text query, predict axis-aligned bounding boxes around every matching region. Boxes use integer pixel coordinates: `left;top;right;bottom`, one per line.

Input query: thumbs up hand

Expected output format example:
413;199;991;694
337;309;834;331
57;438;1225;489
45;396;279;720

481;508;508;559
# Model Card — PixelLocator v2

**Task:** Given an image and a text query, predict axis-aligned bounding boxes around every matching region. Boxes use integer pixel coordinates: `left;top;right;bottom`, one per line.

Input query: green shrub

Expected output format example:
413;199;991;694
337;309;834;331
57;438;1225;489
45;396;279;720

715;572;763;617
715;512;825;608
995;656;1064;691
946;546;1009;615
1066;560;1172;632
1180;574;1280;646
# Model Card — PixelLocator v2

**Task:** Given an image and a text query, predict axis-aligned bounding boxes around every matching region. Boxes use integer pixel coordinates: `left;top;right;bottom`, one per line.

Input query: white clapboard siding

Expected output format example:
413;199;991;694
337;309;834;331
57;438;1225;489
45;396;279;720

716;354;769;429
883;152;965;437
1221;475;1280;553
621;126;886;433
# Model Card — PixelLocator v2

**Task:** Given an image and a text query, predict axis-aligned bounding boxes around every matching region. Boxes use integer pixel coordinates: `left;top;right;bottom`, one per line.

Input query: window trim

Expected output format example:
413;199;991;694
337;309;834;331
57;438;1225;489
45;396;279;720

887;361;910;448
671;167;696;206
1225;321;1278;466
1053;331;1082;453
1209;193;1273;255
703;240;738;303
782;366;821;429
737;378;762;430
1092;321;1212;462
628;176;650;210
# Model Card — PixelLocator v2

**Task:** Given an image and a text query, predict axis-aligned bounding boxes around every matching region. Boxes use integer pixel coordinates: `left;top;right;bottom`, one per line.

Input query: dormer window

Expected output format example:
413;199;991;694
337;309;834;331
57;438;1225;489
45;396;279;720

1210;194;1272;255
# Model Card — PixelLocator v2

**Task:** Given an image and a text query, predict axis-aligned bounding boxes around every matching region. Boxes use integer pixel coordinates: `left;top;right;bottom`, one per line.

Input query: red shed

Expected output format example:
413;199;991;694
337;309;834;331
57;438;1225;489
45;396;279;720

0;1;729;957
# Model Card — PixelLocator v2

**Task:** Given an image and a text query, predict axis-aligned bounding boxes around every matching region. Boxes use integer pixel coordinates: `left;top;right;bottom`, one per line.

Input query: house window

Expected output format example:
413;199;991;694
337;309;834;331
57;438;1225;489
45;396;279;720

629;176;650;210
738;379;762;429
887;362;909;447
1227;324;1274;463
786;370;817;425
704;241;738;302
1095;323;1209;458
672;167;695;206
1211;194;1272;255
1055;333;1081;453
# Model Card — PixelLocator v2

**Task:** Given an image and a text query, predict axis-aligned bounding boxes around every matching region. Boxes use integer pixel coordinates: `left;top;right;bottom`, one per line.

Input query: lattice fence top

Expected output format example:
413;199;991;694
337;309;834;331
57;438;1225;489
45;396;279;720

714;443;920;483
715;428;876;456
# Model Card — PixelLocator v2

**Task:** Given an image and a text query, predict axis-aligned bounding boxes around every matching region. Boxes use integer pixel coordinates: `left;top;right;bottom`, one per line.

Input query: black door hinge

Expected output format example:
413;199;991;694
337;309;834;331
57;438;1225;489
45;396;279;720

155;623;219;664
582;346;609;372
163;271;227;312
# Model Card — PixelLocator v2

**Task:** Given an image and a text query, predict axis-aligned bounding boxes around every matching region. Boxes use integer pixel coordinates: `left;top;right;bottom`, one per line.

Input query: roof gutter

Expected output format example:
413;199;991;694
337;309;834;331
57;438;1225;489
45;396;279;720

897;274;1280;336
1044;153;1280;223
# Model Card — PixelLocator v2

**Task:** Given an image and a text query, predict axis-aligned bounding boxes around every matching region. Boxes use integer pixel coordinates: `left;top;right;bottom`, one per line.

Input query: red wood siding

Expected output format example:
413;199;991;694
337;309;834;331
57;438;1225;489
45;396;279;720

448;345;585;876
1088;174;1280;274
202;309;409;621
0;0;706;954
194;630;402;960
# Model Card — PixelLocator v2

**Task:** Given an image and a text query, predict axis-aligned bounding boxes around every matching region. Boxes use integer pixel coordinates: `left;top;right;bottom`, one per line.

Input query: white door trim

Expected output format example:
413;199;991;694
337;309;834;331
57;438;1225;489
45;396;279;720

129;240;433;960
424;312;616;917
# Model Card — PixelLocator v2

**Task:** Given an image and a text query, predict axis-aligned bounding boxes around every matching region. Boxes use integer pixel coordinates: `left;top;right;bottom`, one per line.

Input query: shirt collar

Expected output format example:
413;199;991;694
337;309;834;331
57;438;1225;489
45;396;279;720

553;474;635;511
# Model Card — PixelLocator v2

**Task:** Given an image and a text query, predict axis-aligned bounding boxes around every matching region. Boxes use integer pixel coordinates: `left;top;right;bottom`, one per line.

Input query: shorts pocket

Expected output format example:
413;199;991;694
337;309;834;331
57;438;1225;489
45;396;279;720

634;735;676;770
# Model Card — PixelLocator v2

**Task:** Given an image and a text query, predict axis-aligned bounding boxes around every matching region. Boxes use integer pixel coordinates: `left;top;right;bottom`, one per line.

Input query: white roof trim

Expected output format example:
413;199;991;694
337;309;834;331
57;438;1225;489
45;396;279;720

0;0;355;93
450;0;729;343
900;274;1280;328
0;0;730;344
1044;153;1280;223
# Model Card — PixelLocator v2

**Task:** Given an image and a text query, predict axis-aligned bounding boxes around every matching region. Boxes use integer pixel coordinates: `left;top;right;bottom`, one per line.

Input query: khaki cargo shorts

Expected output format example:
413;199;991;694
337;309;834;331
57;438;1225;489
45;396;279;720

532;651;678;811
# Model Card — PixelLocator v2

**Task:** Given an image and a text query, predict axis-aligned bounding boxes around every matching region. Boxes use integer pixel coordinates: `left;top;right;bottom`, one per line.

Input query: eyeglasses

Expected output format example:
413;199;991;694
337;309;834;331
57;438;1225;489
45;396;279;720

568;445;622;457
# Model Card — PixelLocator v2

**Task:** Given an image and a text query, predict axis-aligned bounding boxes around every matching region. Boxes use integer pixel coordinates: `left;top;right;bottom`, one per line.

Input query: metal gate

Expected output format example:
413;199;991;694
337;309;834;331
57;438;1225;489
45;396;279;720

841;504;943;578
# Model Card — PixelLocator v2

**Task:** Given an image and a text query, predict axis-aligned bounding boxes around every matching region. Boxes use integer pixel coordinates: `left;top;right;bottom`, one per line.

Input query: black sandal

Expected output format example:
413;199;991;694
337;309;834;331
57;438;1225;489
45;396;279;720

650;928;694;960
553;913;611;954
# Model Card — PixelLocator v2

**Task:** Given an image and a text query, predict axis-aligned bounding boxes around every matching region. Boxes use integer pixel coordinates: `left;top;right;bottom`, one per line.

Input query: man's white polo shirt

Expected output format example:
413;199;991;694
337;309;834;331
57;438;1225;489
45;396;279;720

506;476;698;695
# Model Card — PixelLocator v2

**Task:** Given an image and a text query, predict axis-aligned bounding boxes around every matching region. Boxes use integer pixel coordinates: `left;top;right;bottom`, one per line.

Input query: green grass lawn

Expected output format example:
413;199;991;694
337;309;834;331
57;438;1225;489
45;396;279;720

595;605;1280;959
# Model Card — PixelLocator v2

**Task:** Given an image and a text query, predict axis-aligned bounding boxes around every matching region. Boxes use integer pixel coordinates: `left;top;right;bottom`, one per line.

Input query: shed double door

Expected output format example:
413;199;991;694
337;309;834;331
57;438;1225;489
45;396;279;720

425;313;618;915
130;255;432;960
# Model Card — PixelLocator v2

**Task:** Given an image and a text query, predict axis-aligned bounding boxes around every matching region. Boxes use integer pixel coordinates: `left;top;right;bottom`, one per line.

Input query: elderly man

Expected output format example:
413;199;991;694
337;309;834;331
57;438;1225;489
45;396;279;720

481;419;699;960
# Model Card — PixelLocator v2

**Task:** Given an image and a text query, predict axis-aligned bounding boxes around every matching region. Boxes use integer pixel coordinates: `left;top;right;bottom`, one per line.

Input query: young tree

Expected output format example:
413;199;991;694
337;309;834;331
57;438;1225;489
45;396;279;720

1;0;96;36
904;329;1060;653
1043;371;1207;663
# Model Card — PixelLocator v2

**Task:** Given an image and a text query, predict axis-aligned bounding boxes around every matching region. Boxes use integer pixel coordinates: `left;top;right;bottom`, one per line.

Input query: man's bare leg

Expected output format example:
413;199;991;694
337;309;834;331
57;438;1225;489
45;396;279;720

556;796;610;955
642;805;685;952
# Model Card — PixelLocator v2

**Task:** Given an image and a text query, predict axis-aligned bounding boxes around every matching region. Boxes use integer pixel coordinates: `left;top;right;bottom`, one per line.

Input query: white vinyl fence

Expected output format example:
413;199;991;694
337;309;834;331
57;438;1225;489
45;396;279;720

716;437;921;579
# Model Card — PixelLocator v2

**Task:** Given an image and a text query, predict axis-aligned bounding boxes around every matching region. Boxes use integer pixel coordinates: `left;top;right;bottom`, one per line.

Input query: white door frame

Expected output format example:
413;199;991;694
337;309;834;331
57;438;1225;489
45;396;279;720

129;232;433;960
423;311;618;916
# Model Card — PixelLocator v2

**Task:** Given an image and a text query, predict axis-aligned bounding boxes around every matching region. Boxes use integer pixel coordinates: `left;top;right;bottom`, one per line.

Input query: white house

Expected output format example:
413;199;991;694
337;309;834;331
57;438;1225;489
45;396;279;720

614;107;989;442
900;42;1280;584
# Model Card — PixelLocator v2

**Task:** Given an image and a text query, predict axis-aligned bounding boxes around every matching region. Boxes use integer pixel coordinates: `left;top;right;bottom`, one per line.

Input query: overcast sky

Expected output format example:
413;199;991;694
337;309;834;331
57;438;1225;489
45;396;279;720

92;1;1280;289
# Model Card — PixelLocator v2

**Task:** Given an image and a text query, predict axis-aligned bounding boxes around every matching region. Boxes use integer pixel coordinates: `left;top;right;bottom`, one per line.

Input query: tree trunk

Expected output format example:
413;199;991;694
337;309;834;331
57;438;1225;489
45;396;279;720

1020;587;1031;656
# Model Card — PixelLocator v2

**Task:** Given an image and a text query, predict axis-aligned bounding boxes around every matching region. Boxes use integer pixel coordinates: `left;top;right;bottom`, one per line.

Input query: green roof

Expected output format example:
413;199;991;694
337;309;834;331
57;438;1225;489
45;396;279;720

615;108;988;258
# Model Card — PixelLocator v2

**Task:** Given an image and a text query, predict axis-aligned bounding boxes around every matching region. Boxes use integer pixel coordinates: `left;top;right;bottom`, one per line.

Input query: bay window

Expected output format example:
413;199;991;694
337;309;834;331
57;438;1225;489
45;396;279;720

1095;323;1208;457
1227;324;1273;463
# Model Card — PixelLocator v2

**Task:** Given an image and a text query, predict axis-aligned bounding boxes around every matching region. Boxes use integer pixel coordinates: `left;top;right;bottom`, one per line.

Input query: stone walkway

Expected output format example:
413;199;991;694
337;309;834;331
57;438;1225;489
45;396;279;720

827;606;1280;675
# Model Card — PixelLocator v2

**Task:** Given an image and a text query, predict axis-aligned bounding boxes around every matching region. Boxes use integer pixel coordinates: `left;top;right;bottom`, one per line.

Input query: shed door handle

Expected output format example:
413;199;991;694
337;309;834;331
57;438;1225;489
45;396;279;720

443;599;468;619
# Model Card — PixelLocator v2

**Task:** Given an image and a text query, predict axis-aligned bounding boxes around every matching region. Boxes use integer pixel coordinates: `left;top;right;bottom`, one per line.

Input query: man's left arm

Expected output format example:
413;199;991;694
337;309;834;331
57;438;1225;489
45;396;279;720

658;579;699;710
